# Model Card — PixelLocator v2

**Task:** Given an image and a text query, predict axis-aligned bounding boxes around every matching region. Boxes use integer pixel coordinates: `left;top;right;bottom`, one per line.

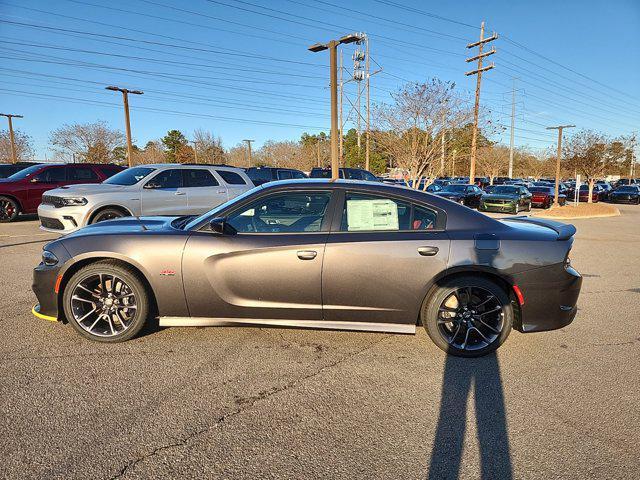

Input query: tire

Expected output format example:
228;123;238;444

62;260;150;343
421;276;513;357
91;207;127;224
0;196;20;223
513;203;519;214
526;201;531;212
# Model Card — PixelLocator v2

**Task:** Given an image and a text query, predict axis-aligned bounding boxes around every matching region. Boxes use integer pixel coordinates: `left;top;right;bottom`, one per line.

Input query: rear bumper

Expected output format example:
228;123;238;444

512;263;582;333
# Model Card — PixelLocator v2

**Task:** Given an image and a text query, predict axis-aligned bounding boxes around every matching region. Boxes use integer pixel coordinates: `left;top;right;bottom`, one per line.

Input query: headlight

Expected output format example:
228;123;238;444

61;197;88;206
42;250;59;266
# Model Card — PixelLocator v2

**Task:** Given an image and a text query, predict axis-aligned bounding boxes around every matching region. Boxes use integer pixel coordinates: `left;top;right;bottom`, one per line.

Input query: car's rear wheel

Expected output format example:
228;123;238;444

0;196;20;222
525;201;531;212
63;261;149;342
421;276;513;357
91;207;126;224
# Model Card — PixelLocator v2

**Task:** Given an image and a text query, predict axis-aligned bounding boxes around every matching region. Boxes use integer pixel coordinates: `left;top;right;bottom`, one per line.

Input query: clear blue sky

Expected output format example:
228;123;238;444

0;0;638;159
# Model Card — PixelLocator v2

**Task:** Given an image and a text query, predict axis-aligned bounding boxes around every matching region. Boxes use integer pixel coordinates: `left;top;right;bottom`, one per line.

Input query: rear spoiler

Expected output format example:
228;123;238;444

506;216;576;240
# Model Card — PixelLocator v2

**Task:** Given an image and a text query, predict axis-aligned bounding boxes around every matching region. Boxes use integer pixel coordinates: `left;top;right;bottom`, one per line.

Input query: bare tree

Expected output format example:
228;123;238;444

226;144;250;167
135;141;166;164
478;145;508;184
0;129;34;162
373;80;472;188
258;140;309;170
50;121;125;163
564;130;611;203
193;129;225;164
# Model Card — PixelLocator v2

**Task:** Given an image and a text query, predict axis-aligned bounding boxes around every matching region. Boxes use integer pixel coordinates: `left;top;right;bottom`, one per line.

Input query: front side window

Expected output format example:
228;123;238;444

217;170;246;185
146;169;183;189
184;169;218;187
226;191;332;233
34;166;66;183
341;193;436;232
361;170;378;181
277;170;293;180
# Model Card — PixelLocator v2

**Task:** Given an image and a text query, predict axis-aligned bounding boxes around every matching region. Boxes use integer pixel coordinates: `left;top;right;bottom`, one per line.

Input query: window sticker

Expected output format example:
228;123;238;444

346;199;399;231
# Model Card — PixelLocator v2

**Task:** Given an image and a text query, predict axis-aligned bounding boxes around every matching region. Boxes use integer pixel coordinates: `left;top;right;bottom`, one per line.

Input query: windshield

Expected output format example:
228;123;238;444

617;186;638;193
441;184;467;193
246;168;272;182
104;167;155;185
6;164;46;180
489;186;519;195
309;169;332;178
529;186;553;193
184;186;261;230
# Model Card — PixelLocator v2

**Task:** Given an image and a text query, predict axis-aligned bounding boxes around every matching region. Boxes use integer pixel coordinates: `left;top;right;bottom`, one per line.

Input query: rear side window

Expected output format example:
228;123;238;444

340;193;437;232
277;170;293;180
147;169;183;189
246;168;272;183
216;170;246;185
291;170;306;179
184;169;218;187
67;166;98;181
34;166;66;183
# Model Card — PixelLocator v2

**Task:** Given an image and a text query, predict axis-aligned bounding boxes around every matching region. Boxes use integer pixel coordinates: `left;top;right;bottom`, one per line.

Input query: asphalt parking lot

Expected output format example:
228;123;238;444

1;207;639;480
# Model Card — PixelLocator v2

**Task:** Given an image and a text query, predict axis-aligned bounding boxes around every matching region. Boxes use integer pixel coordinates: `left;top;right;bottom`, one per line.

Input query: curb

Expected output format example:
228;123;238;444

532;210;621;220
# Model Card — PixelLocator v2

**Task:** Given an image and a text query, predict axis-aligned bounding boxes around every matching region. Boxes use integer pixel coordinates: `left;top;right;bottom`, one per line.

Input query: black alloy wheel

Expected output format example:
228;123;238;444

63;261;149;342
422;276;513;357
0;196;19;222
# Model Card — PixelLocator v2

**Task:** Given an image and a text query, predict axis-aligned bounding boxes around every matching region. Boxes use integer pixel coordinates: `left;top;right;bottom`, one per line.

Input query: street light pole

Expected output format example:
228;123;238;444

0;113;23;164
106;86;143;167
309;33;363;180
243;139;254;165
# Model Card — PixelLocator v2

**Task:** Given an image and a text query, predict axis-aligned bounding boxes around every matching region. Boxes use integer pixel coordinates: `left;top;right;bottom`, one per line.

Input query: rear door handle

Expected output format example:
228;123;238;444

217;189;226;194
175;191;186;196
297;250;317;260
418;246;439;256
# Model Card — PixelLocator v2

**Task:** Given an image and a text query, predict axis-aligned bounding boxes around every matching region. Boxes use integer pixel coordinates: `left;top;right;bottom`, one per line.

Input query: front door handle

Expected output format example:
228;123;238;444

297;250;317;260
217;189;226;194
418;246;439;256
175;191;186;196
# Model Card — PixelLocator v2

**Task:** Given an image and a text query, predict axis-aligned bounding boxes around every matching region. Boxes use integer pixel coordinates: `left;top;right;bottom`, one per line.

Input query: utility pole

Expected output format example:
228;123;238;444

339;49;344;162
546;124;575;206
629;133;636;184
440;111;446;176
242;139;254;166
190;140;199;164
309;33;362;180
509;78;517;178
106;86;143;167
365;34;371;171
0;113;23;164
465;21;497;183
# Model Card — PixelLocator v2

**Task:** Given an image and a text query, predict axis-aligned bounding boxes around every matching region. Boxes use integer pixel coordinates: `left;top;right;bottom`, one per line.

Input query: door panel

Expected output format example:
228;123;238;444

322;231;450;324
140;169;187;215
182;233;327;320
183;169;227;214
27;166;66;212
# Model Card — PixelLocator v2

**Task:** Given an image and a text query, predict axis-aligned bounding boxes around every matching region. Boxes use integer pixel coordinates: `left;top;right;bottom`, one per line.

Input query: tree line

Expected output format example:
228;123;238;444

0;79;635;184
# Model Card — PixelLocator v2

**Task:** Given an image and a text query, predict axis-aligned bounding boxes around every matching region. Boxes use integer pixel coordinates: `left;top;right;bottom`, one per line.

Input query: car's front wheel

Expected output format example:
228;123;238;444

63;261;149;342
91;207;126;224
421;276;513;357
0;196;20;222
513;203;519;214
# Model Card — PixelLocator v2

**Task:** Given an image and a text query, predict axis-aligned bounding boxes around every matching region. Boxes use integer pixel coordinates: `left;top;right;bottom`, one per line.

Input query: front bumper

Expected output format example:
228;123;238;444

609;196;639;204
32;259;63;321
513;263;582;333
37;203;87;233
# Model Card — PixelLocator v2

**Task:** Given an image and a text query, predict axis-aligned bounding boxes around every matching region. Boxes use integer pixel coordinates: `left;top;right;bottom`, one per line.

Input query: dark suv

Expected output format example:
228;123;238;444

246;166;307;186
0;163;124;222
309;167;380;182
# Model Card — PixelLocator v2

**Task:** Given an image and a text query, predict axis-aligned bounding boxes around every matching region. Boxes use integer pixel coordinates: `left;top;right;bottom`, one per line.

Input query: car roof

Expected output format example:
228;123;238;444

140;163;244;171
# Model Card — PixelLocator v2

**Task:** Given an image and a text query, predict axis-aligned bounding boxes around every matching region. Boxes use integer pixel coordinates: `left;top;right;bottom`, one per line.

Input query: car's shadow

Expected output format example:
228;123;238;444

427;351;513;480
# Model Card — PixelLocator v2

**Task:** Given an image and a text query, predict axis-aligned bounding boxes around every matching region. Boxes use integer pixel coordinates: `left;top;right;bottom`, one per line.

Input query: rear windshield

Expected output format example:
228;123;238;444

617;186;639;193
309;169;332;178
104;166;155;185
529;186;553;193
441;184;467;193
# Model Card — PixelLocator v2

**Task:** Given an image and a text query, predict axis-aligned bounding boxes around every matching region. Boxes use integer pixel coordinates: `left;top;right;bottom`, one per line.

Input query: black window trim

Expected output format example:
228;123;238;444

330;188;446;234
197;188;339;235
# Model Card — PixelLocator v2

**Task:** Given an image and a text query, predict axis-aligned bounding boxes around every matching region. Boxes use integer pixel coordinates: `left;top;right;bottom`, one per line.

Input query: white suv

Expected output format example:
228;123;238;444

37;164;254;233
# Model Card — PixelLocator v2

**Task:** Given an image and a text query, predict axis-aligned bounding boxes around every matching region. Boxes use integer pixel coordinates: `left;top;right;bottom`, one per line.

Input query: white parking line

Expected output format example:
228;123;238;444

0;233;56;238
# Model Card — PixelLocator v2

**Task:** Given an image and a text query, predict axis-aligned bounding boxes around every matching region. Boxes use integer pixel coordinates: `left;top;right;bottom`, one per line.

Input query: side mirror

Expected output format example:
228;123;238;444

209;217;236;235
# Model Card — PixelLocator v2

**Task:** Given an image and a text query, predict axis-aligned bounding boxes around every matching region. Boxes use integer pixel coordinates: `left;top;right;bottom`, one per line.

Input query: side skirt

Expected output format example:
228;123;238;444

158;317;416;334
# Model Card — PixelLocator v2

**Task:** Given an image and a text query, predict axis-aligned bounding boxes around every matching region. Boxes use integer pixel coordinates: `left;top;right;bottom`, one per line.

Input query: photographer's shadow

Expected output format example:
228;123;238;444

427;352;513;480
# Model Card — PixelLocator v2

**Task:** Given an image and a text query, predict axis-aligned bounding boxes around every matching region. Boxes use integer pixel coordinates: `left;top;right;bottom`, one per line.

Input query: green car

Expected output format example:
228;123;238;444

479;185;532;214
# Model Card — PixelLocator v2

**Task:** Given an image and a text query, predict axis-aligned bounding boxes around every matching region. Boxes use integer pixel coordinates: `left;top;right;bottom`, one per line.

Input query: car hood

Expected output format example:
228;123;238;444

62;216;181;238
52;183;132;196
482;194;517;201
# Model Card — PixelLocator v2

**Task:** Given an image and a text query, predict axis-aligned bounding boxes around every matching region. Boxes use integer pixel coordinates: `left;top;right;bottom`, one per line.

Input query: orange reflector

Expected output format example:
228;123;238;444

512;285;525;306
54;274;63;294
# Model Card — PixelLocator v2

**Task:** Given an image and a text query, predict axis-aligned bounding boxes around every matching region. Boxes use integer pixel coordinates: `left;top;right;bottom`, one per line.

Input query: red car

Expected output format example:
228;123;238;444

529;185;567;208
0;163;124;222
577;184;600;203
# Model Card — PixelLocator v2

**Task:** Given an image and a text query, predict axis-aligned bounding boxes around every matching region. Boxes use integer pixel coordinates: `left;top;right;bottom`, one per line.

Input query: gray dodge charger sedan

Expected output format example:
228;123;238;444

32;180;582;357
